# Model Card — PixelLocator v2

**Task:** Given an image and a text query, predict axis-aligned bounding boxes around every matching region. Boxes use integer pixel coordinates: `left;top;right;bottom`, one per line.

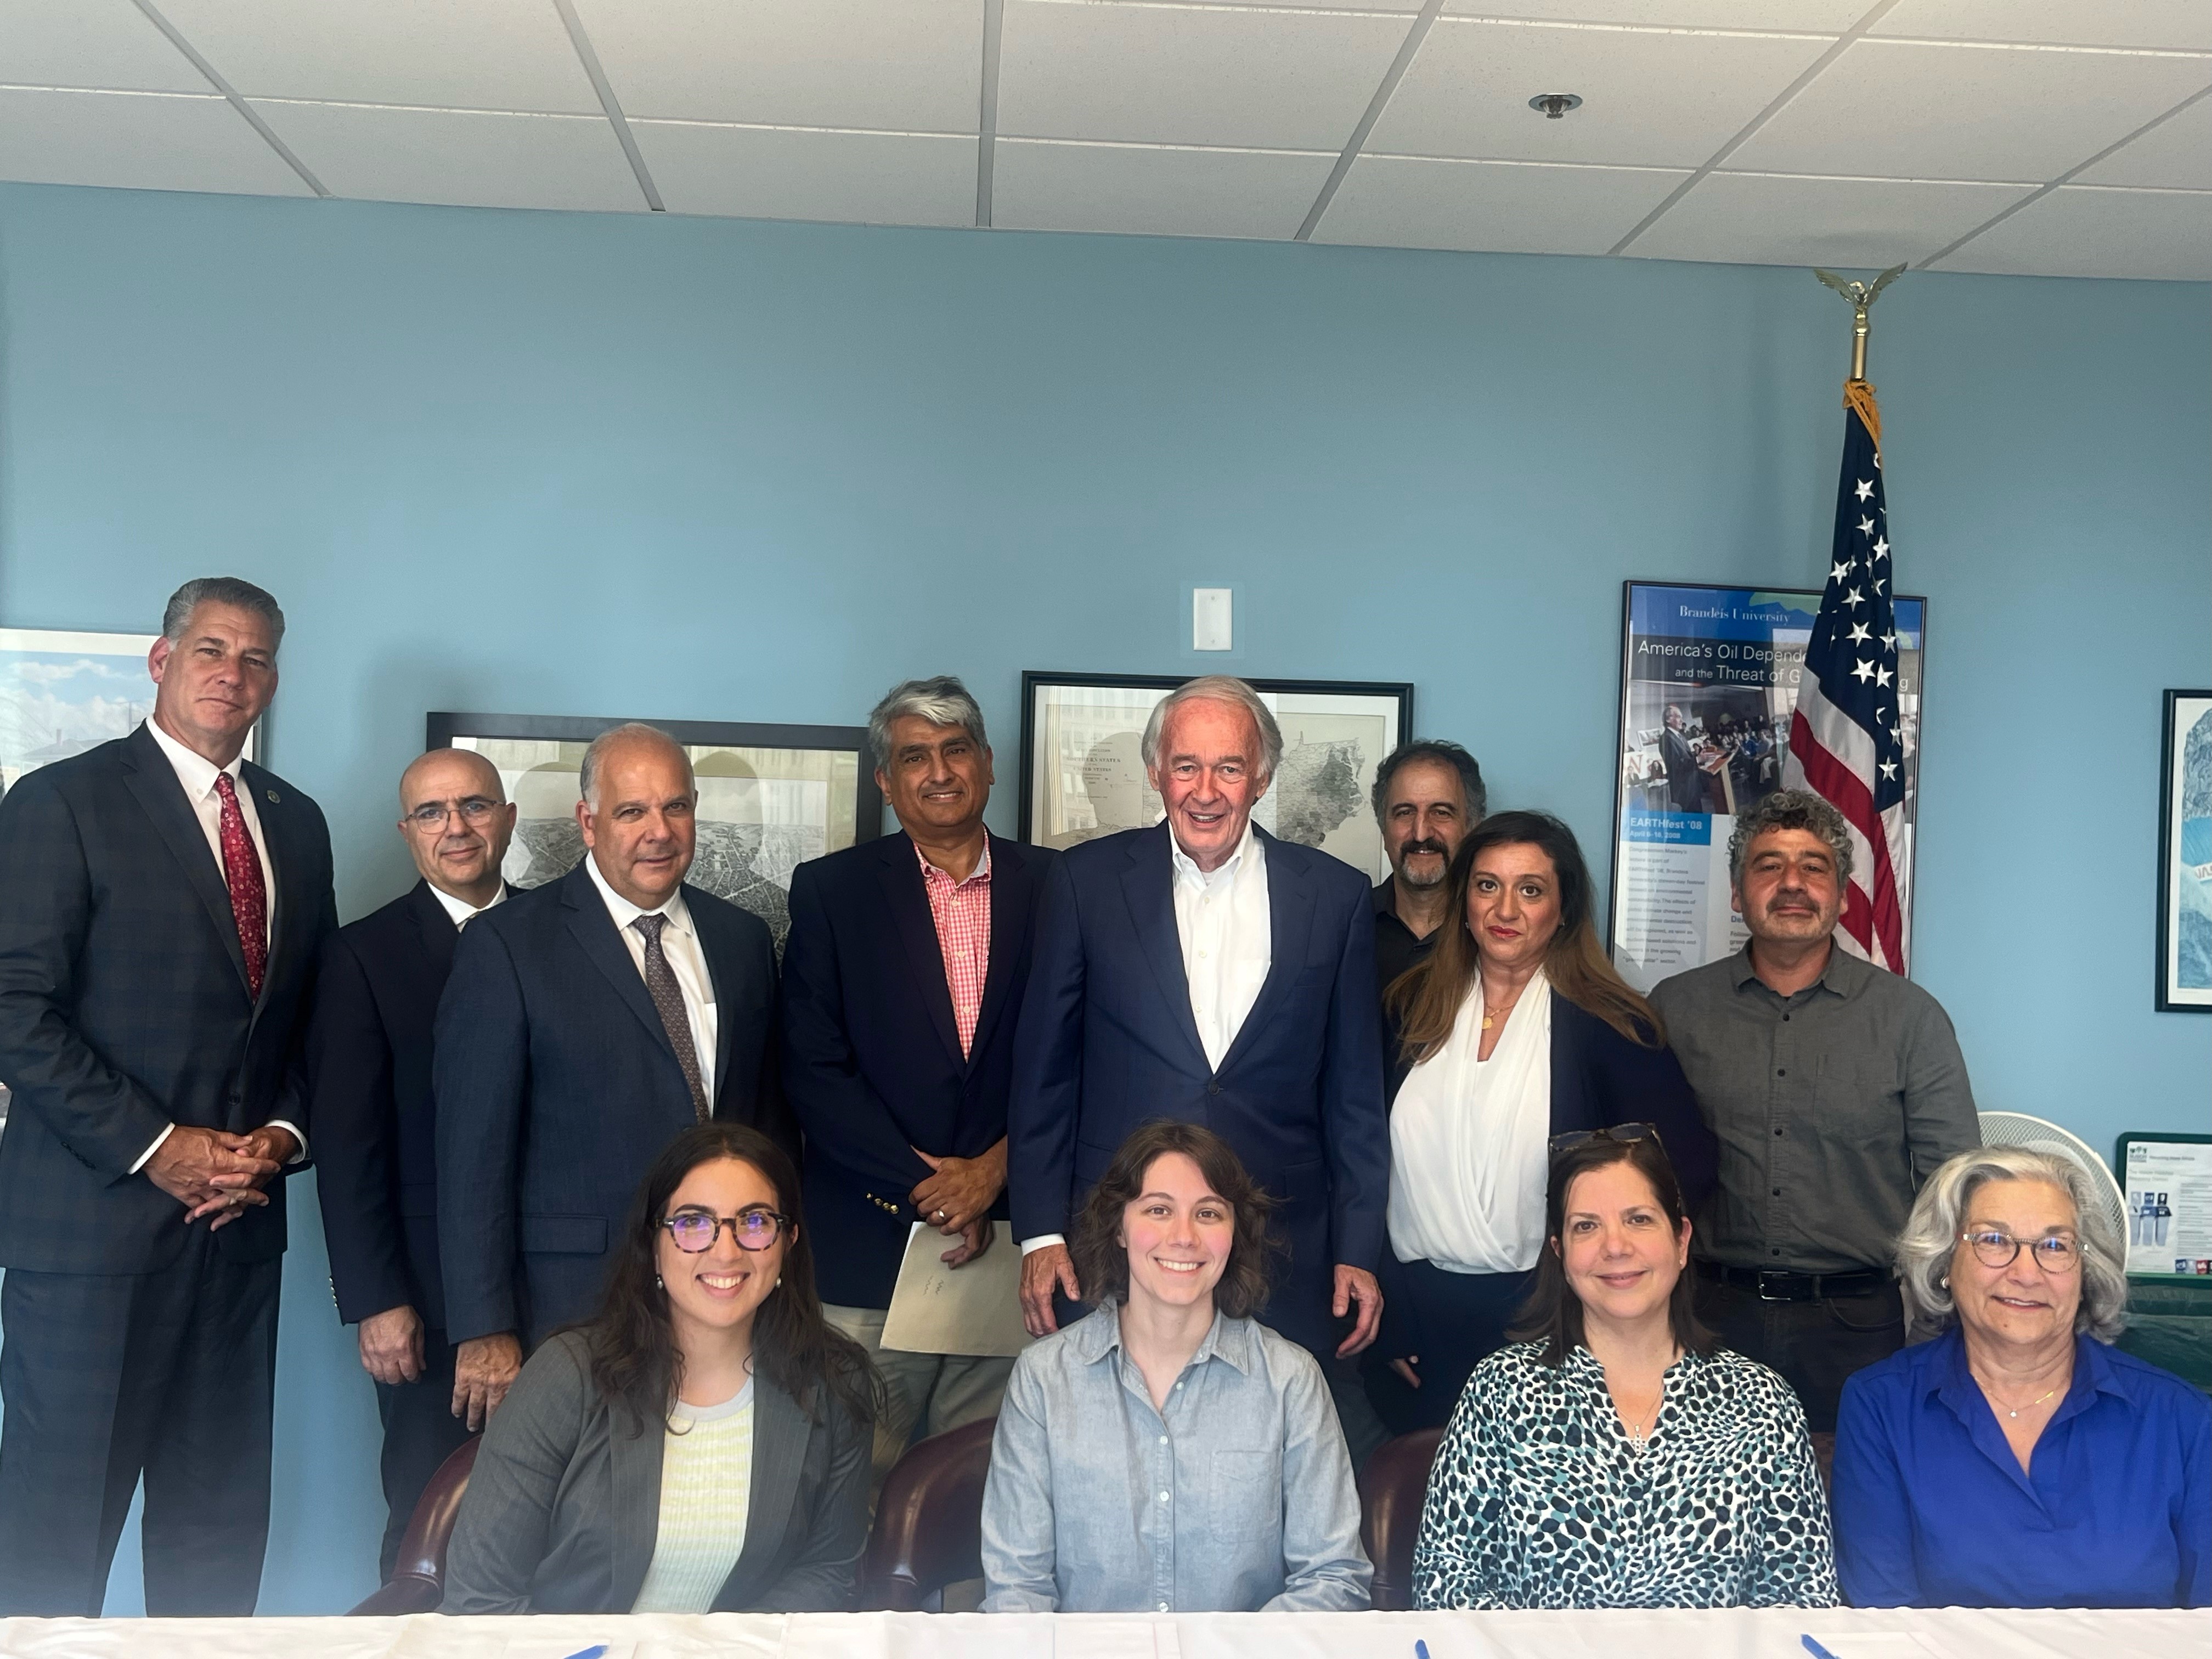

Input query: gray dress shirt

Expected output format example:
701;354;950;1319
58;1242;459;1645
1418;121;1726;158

1649;944;1978;1274
979;1303;1372;1613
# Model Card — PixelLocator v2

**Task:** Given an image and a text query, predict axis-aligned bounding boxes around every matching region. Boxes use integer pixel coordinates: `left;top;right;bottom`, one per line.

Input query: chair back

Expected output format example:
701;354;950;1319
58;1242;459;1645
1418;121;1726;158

856;1416;997;1611
347;1435;482;1615
1359;1426;1443;1612
1810;1430;1836;1493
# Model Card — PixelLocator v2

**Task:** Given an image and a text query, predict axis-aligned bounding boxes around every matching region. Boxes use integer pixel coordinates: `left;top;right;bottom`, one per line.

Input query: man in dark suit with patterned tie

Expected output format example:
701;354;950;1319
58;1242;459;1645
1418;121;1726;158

309;746;515;1578
0;577;337;1616
433;723;788;1427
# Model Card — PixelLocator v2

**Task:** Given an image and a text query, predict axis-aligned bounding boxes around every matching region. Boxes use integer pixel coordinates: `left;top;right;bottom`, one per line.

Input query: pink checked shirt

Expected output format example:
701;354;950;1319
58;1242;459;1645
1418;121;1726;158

917;837;992;1057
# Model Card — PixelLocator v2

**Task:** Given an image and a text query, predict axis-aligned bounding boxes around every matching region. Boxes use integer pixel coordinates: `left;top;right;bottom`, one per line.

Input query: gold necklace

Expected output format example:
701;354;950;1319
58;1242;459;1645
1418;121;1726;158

1480;992;1521;1031
1972;1364;2067;1420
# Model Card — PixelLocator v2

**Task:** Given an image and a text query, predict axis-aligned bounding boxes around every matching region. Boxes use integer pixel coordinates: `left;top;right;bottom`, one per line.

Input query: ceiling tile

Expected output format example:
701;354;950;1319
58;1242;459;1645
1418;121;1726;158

1200;0;1416;9
152;0;600;112
1446;1;1863;26
997;0;1410;150
571;0;981;131
1627;170;2033;268
1928;183;2212;279
1369;19;1833;167
629;121;976;225
0;85;312;195
1314;154;1686;253
2079;92;2212;189
0;0;207;93
248;101;644;211
1872;1;2212;52
993;139;1333;239
1731;38;2212;181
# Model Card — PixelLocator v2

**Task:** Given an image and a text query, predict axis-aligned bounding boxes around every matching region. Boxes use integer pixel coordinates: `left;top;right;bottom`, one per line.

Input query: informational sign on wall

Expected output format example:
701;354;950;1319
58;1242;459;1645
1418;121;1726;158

2121;1133;2212;1278
1607;582;1926;993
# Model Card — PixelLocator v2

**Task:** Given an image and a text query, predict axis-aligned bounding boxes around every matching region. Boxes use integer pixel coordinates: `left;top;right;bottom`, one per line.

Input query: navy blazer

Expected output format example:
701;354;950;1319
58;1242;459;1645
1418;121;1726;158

0;723;336;1274
1007;823;1389;1356
1384;990;1718;1218
308;879;465;1329
433;862;789;1347
781;832;1053;1310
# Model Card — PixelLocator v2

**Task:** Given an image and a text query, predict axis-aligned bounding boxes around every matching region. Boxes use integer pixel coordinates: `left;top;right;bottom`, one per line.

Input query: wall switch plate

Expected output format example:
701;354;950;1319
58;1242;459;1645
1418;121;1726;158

1193;587;1233;651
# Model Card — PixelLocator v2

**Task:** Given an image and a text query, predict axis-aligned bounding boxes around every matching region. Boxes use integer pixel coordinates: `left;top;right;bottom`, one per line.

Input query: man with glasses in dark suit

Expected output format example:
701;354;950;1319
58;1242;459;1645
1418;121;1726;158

309;747;515;1579
0;577;337;1616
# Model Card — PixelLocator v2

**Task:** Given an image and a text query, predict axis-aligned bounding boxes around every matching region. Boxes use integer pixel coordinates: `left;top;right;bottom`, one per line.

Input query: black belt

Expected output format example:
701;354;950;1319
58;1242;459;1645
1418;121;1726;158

1698;1260;1889;1302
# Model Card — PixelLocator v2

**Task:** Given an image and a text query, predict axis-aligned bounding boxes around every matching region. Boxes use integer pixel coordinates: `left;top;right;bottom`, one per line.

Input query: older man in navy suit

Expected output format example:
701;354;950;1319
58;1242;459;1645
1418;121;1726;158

1009;675;1389;1363
0;577;336;1616
433;723;788;1426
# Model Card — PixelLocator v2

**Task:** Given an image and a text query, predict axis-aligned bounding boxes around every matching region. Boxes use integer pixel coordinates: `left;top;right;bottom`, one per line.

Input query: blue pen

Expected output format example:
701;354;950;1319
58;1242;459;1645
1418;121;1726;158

560;1646;608;1659
1415;1641;1432;1659
1801;1636;1842;1659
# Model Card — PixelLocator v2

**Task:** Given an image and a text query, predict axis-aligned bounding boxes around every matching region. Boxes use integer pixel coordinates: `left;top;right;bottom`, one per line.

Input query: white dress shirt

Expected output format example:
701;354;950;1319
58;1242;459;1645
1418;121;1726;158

428;880;506;930
583;854;718;1106
133;718;304;1172
1386;971;1553;1274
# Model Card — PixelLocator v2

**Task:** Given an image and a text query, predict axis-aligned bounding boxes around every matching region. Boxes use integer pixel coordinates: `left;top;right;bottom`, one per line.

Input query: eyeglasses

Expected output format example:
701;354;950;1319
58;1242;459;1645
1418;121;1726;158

1549;1122;1663;1156
662;1208;789;1254
405;797;503;830
1960;1230;2080;1274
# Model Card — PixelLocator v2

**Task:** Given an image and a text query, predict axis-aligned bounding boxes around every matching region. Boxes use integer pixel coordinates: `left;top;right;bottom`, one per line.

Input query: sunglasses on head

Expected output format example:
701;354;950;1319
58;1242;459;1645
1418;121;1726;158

1547;1121;1663;1157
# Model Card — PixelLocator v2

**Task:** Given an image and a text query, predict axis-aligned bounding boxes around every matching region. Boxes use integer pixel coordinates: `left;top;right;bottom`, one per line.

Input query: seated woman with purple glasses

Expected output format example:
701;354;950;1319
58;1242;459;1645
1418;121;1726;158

1413;1125;1836;1610
442;1123;876;1615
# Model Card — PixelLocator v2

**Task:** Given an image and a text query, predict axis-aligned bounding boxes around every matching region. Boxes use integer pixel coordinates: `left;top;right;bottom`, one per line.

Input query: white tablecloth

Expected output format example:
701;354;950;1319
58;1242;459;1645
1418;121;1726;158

1;1608;2203;1659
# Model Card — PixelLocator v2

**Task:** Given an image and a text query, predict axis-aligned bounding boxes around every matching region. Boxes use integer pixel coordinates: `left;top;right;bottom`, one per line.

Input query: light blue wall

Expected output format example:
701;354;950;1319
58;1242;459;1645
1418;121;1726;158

0;182;2204;1614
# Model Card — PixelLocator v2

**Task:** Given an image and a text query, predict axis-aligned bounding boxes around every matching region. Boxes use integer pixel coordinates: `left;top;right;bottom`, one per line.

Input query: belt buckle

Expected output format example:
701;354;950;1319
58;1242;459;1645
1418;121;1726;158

1755;1269;1798;1301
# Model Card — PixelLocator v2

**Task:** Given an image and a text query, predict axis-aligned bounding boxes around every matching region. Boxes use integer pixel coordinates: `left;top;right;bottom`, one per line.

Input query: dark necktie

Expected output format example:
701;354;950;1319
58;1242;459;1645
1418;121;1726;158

212;772;268;999
630;913;708;1121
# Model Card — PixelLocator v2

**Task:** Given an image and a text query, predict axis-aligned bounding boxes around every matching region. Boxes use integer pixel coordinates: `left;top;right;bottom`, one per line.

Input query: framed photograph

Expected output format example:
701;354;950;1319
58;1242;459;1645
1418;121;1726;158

1017;672;1414;884
0;627;256;800
425;713;882;950
2158;690;2212;1011
1606;582;1926;992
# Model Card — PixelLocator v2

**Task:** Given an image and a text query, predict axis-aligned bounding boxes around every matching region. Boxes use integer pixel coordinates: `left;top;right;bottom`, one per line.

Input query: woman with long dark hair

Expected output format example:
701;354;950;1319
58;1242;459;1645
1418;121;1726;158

1365;810;1716;1434
1413;1128;1835;1609
442;1123;875;1615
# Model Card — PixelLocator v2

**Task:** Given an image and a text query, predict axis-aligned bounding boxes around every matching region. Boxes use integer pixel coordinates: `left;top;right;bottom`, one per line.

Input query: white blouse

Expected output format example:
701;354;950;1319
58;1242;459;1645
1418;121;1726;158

630;1379;755;1614
1386;971;1553;1275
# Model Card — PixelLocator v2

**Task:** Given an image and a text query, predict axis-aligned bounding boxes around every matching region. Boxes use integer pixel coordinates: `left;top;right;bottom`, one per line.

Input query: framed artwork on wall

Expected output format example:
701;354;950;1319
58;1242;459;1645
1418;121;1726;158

2157;690;2212;1012
0;627;256;799
425;712;882;950
1016;672;1414;885
1606;582;1926;992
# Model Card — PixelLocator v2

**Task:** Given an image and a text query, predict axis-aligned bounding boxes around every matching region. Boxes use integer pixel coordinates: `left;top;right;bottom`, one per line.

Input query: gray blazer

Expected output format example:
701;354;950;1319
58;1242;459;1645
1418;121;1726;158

441;1332;871;1615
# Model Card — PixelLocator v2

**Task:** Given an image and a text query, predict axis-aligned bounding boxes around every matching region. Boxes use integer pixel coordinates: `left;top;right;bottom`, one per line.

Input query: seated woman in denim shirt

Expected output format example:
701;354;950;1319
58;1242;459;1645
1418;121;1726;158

979;1120;1372;1613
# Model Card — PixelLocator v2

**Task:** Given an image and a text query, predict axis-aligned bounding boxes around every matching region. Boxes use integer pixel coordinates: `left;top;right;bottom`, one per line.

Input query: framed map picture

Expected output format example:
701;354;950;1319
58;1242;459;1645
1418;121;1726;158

425;712;882;950
1017;673;1414;884
2158;690;2212;1011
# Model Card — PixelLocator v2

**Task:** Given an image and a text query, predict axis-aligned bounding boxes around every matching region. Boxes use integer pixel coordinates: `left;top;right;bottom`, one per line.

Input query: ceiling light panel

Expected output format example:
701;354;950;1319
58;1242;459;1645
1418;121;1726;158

570;0;983;132
1871;0;2212;52
0;84;313;194
1930;182;2212;279
0;0;209;93
1370;19;1833;166
993;138;1338;239
1626;170;2035;268
1316;154;1688;253
1731;38;2212;180
149;0;600;112
996;0;1413;151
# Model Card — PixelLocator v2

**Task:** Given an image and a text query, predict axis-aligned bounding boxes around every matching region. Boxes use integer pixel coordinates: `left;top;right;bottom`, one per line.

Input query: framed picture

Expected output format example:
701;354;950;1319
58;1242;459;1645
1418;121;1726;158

1017;672;1414;884
2158;690;2212;1011
0;627;256;800
2118;1131;2212;1277
425;713;882;950
1606;582;1926;992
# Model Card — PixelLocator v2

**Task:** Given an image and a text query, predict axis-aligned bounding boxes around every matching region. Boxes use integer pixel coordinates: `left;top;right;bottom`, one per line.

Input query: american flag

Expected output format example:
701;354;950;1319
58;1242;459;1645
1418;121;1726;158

1784;381;1909;972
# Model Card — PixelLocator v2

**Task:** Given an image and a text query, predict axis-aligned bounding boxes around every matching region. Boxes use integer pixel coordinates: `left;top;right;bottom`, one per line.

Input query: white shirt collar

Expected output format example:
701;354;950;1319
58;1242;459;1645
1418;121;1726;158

582;847;693;935
427;880;507;929
144;716;242;800
1170;819;1257;888
915;834;992;887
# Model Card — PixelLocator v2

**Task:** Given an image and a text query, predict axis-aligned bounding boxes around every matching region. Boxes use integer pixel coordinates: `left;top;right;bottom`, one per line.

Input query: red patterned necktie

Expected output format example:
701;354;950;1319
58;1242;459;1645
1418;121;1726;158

213;772;268;998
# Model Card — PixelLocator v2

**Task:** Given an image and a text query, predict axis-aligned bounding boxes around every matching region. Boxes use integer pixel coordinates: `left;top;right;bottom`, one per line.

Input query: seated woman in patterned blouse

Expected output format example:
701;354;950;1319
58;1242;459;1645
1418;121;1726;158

979;1119;1372;1612
1412;1126;1837;1609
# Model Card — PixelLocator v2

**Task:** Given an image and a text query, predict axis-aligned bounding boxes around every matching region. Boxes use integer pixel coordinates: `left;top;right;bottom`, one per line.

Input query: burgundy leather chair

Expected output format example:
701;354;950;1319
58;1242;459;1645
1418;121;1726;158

1810;1430;1837;1493
348;1436;482;1615
1358;1427;1443;1612
856;1417;997;1611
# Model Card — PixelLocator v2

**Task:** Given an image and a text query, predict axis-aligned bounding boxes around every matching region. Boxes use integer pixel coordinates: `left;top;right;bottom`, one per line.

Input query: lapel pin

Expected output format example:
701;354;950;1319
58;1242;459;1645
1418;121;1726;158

266;788;280;804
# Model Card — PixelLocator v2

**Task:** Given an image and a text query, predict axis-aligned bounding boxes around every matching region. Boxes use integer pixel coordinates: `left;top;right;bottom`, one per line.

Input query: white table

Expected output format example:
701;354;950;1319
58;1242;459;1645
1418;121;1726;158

1;1608;2202;1659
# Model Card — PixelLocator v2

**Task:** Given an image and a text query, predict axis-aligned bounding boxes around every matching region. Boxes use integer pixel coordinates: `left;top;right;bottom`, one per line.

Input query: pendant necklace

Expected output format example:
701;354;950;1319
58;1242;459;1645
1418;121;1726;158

1991;1383;2063;1419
